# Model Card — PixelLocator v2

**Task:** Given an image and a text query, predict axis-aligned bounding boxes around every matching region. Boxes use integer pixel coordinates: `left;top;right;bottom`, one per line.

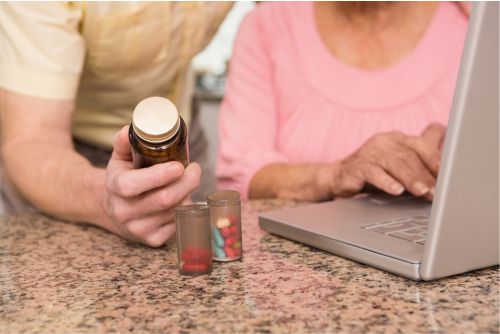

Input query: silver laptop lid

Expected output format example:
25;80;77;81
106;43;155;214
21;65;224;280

420;1;499;280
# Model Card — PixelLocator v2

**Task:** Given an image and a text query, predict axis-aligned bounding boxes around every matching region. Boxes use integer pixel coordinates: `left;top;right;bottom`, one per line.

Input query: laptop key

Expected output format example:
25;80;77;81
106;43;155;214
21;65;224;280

372;224;409;234
388;231;424;242
361;214;430;243
402;228;424;235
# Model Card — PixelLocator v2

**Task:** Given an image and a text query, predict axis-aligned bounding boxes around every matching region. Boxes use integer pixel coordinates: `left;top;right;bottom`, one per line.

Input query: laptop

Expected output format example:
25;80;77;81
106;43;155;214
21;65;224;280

258;2;499;281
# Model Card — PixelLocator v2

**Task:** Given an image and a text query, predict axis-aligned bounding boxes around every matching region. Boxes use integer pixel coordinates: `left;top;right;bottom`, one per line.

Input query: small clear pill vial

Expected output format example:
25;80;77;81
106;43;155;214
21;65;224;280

207;190;242;262
175;204;213;276
129;96;189;169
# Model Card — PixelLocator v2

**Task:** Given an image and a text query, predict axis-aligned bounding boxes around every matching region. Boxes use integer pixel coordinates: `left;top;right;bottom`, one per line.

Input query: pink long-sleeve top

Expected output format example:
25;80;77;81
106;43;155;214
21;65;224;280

216;2;468;199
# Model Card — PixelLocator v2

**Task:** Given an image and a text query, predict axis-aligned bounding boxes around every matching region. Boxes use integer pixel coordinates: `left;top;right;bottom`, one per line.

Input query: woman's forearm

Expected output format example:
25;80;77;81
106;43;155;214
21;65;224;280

249;162;340;201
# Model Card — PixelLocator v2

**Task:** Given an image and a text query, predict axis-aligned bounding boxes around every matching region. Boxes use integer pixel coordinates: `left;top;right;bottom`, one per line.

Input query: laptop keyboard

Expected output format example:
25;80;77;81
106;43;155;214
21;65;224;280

361;214;430;245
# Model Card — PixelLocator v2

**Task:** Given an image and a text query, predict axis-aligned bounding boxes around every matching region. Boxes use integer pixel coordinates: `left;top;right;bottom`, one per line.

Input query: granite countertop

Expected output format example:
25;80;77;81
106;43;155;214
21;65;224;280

0;200;498;333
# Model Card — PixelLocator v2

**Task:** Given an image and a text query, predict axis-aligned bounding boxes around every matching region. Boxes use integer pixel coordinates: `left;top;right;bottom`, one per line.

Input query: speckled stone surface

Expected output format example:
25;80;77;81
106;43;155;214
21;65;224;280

0;200;498;333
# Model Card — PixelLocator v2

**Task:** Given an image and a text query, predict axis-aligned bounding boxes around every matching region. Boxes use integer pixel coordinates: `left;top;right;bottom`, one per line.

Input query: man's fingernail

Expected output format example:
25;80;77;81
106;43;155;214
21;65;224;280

392;183;405;195
414;182;430;195
165;162;181;171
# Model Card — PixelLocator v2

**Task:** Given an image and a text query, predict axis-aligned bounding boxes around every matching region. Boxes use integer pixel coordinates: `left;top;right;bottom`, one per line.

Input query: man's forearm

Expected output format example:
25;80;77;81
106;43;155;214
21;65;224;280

2;141;106;224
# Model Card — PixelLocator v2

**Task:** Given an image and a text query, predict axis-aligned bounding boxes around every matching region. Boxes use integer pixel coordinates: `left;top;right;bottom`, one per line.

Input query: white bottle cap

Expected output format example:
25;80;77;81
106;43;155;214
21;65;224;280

132;97;181;143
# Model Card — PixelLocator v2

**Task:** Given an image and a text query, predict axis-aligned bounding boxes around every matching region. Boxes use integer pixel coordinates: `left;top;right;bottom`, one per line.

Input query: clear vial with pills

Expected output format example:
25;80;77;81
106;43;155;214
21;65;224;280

175;204;213;276
129;96;189;169
207;190;242;261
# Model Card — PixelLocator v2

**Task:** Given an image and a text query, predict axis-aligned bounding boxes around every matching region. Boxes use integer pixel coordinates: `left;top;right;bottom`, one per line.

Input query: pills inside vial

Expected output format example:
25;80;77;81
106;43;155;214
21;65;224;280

207;190;242;262
216;218;231;228
211;214;241;261
180;246;211;274
211;225;225;248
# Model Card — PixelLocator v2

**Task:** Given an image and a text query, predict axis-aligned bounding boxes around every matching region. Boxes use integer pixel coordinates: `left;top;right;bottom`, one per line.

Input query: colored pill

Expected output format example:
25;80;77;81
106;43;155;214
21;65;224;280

225;235;239;247
181;247;211;263
229;225;239;235
216;218;231;228
227;214;238;226
220;227;232;238
232;241;241;249
211;225;224;248
213;244;226;258
224;245;240;258
182;263;209;273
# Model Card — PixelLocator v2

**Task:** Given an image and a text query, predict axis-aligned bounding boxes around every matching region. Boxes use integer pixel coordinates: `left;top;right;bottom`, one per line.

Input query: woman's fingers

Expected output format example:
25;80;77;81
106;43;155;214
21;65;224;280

358;162;405;196
383;149;436;197
404;124;446;176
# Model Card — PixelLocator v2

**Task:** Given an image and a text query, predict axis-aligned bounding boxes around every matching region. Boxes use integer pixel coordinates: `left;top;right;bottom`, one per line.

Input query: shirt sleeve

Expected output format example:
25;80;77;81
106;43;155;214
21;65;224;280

216;9;288;199
0;3;85;100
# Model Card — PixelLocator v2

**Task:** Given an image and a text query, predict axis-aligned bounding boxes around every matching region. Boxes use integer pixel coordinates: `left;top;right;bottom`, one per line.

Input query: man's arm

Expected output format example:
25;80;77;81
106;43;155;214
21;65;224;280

0;89;104;222
0;88;201;247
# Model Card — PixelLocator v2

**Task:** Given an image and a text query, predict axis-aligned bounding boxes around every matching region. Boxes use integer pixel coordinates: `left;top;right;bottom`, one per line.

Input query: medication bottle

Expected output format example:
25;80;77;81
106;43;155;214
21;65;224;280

175;204;213;276
207;190;242;261
129;96;189;168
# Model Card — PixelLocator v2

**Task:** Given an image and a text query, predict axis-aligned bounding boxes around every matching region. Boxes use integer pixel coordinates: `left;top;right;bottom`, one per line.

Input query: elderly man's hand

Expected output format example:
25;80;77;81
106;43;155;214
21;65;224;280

100;126;201;247
322;123;446;200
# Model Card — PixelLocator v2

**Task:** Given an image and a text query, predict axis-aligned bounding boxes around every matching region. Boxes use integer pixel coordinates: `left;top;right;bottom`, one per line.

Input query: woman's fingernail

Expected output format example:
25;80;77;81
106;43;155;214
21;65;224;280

414;182;430;195
392;183;405;195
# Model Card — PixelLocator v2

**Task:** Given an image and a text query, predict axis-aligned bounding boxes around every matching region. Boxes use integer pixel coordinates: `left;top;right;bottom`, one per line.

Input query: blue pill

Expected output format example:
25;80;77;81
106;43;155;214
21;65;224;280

211;225;225;248
213;244;226;259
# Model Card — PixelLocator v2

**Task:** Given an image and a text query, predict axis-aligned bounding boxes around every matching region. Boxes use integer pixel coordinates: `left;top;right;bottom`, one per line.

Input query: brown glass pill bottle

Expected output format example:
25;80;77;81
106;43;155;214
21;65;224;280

129;97;189;168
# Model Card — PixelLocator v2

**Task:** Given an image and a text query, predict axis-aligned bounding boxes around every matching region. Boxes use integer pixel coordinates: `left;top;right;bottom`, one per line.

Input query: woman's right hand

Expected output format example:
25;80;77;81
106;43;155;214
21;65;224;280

99;126;201;247
319;124;445;201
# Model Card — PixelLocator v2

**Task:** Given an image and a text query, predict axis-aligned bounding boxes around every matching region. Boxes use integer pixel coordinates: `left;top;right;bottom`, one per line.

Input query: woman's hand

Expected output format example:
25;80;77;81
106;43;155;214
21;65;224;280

100;126;201;247
320;124;446;201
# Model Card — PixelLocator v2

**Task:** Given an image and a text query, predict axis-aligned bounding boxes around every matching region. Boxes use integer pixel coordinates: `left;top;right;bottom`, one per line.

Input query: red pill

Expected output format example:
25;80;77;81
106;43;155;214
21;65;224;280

227;214;238;226
224;246;241;258
229;225;239;235
181;247;211;264
182;263;209;273
220;227;232;238
224;235;239;247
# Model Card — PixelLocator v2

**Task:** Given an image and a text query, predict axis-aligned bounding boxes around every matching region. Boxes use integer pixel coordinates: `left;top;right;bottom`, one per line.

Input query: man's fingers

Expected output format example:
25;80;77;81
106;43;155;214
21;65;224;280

112;163;201;220
141;163;201;212
109;161;185;197
144;223;177;248
112;126;132;161
126;210;175;236
124;210;176;247
359;163;405;196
